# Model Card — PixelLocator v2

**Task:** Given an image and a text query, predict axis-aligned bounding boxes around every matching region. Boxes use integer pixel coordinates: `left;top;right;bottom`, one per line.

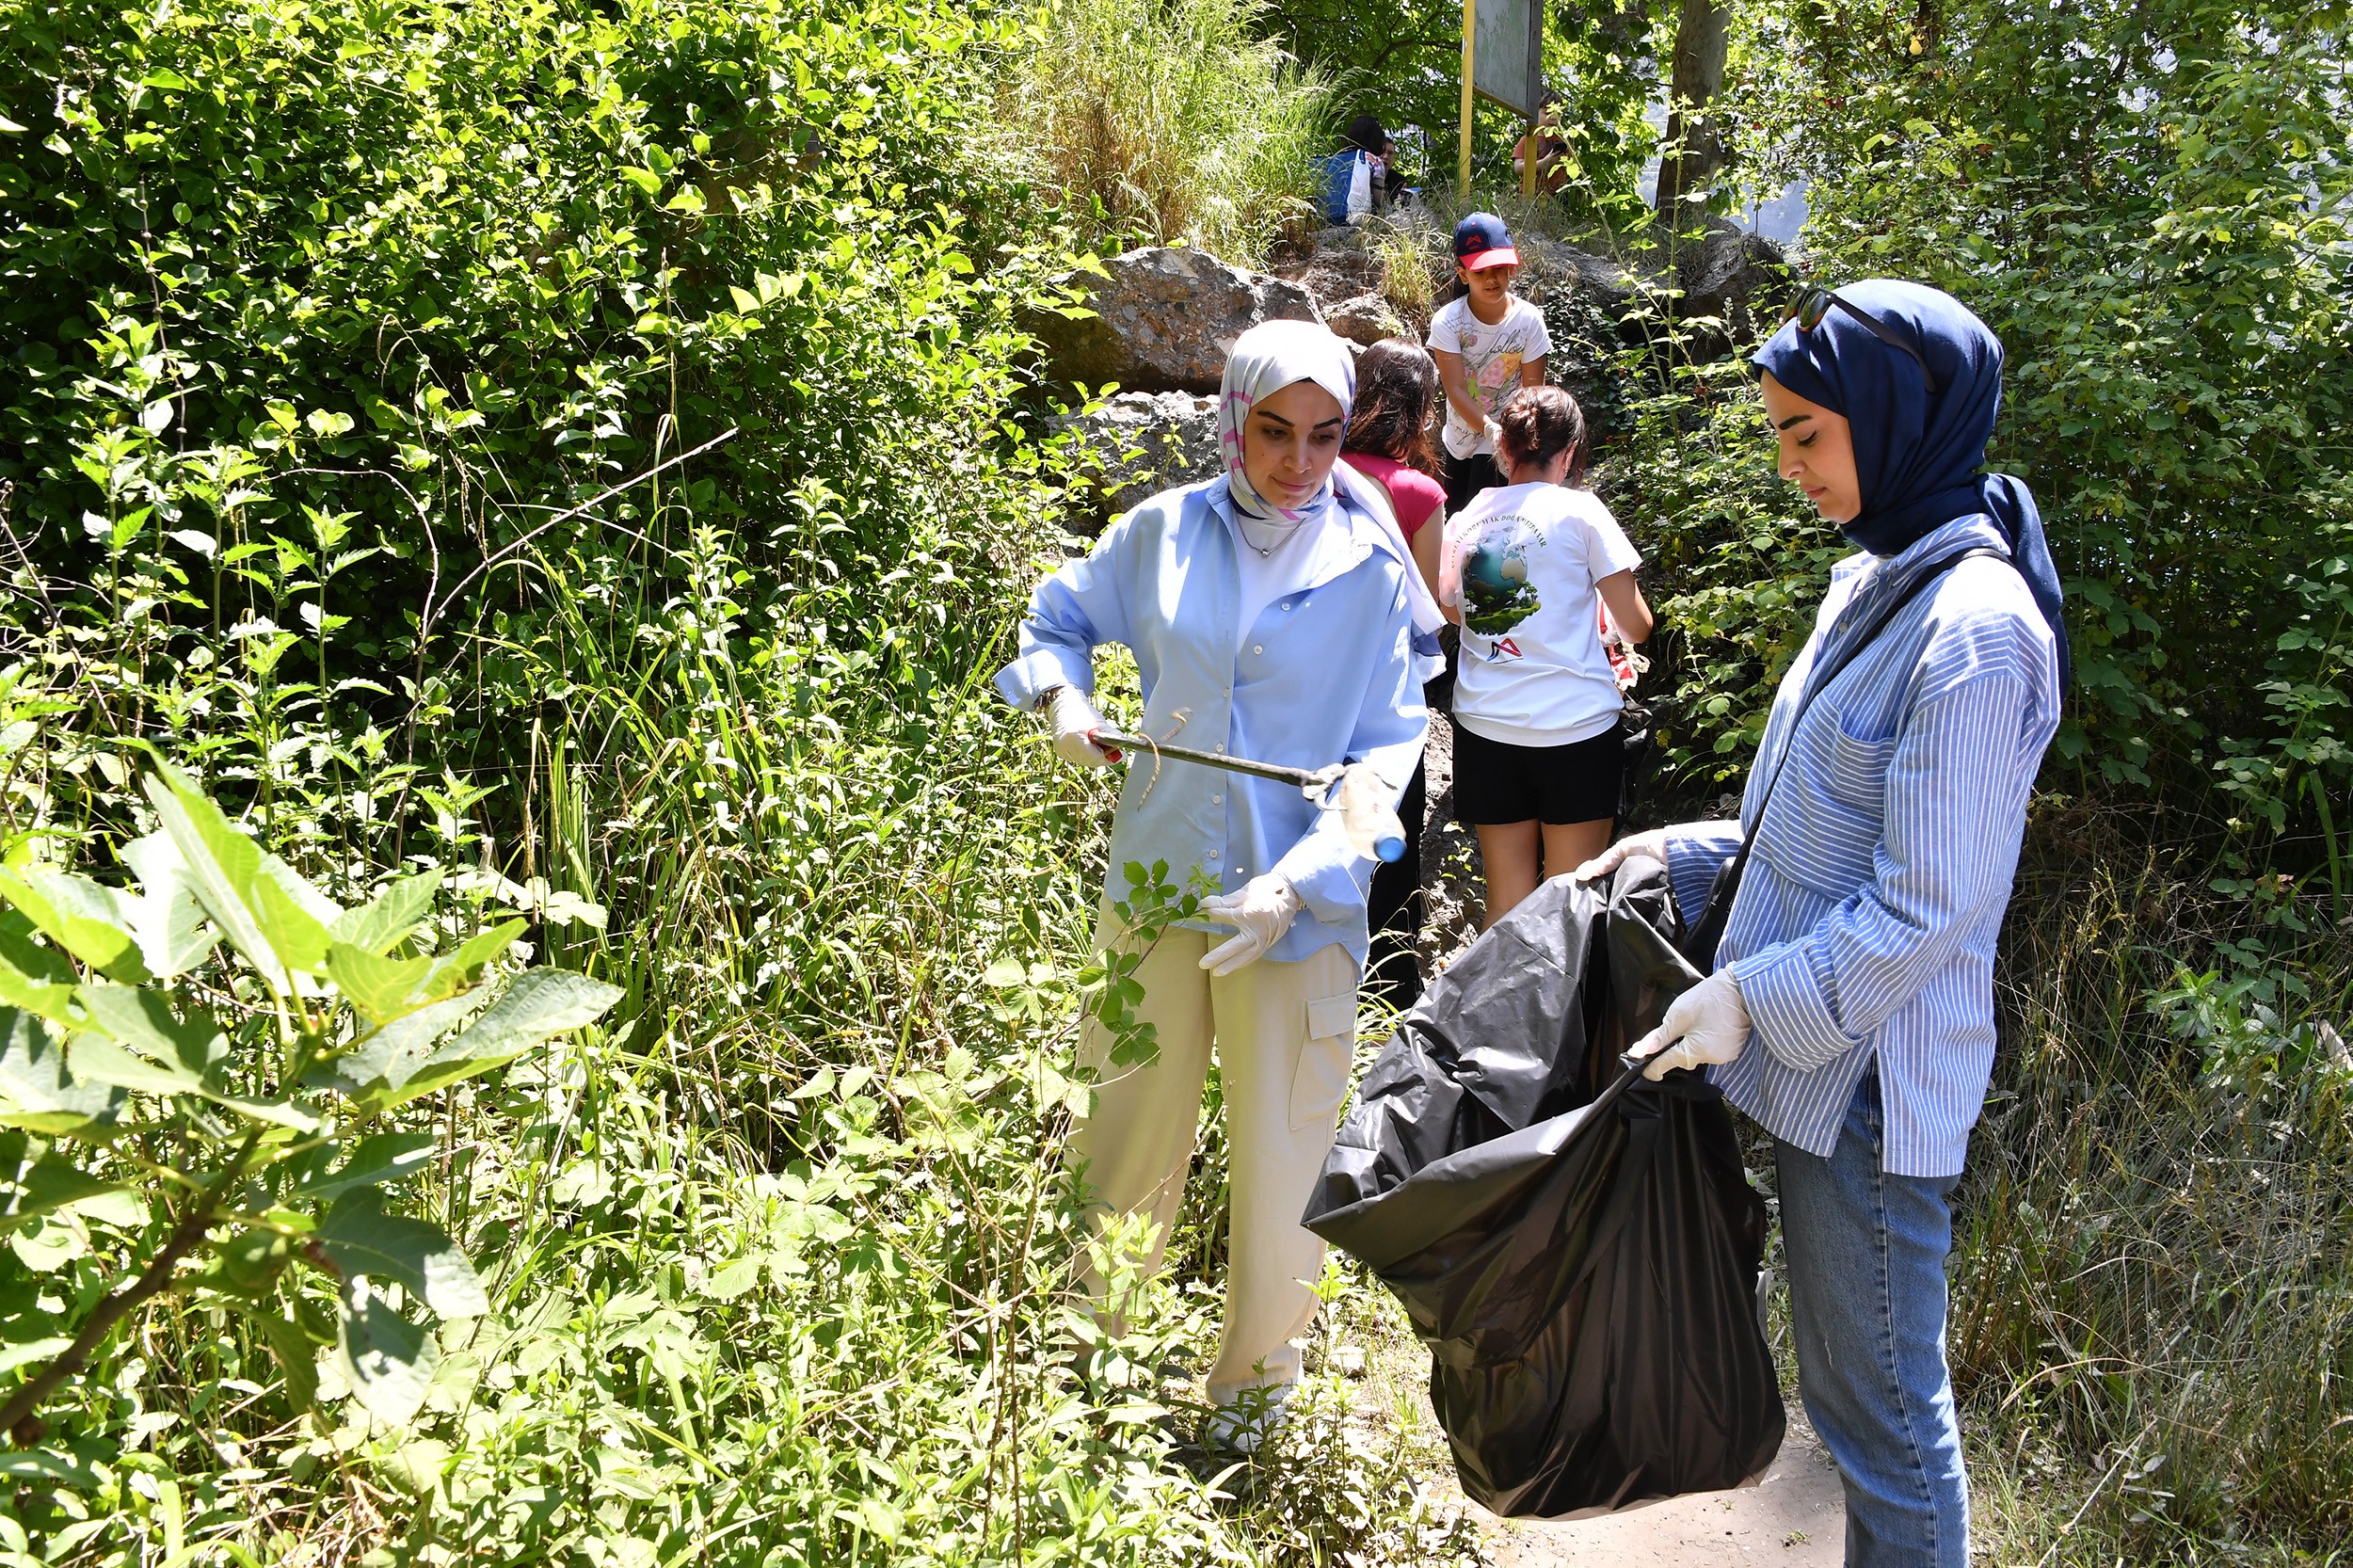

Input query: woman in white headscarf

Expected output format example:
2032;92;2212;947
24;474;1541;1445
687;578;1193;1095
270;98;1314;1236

996;321;1442;1448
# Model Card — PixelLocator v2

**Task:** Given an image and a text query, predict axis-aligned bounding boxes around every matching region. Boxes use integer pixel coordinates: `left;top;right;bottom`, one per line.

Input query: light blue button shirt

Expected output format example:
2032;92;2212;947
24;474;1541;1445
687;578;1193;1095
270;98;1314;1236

1666;516;2062;1178
996;477;1433;966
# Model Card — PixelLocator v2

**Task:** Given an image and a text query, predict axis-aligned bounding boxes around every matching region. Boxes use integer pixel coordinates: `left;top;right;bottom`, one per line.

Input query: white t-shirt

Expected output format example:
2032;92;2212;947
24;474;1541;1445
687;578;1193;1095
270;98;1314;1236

1426;295;1554;459
1229;505;1350;654
1449;481;1642;746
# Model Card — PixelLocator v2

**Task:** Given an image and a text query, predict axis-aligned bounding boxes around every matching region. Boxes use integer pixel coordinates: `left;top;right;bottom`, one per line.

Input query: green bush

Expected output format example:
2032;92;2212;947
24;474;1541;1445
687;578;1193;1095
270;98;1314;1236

1730;0;2353;812
0;0;1067;805
0;2;1480;1560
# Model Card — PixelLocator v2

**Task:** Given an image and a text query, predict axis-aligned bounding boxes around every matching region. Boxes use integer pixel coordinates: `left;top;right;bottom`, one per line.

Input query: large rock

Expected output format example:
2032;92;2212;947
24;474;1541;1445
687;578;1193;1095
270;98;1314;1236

1326;292;1407;346
1677;216;1792;330
1031;247;1323;393
1515;234;1641;322
1055;391;1223;529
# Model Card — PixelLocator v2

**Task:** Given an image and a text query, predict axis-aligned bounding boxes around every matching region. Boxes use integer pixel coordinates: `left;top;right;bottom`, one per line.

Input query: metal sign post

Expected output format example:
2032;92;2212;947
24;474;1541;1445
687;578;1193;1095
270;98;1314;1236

1462;0;1544;198
1459;0;1477;196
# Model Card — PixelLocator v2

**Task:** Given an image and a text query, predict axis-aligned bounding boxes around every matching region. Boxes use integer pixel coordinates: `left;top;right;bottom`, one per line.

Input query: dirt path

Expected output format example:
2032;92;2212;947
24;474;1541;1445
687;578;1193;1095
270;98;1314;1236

1473;1416;1845;1566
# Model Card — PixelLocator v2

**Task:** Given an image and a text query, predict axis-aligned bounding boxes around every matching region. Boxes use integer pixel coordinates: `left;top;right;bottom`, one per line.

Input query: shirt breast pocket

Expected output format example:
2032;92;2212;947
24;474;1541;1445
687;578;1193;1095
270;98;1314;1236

1754;718;1897;899
1819;717;1897;814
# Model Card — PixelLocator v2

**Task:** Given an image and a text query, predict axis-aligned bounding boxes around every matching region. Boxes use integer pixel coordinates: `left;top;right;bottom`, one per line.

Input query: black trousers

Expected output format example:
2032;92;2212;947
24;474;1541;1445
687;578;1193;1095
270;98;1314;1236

1443;450;1504;514
1365;755;1427;1010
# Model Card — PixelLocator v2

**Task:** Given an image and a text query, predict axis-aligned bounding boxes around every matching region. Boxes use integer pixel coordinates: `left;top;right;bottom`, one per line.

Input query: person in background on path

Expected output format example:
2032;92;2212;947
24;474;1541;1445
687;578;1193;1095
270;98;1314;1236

1321;114;1389;223
1342;113;1397;208
1341;341;1450;1010
1436;384;1649;927
1513;92;1571;196
1579;280;2068;1568
1381;135;1409;206
997;321;1443;1453
1428;213;1551;514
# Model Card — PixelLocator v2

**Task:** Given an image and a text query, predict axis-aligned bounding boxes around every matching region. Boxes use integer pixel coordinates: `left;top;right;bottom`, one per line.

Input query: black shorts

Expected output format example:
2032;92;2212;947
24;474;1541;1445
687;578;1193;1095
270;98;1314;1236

1452;719;1625;826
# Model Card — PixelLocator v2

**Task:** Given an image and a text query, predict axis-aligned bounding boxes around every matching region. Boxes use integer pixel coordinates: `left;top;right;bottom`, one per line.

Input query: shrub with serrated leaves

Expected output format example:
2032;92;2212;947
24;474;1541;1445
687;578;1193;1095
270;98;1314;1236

0;765;616;1450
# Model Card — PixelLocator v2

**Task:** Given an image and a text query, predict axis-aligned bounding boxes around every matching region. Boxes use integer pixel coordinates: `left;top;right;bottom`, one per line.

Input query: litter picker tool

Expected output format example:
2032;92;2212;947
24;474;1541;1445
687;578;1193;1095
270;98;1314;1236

1089;728;1410;865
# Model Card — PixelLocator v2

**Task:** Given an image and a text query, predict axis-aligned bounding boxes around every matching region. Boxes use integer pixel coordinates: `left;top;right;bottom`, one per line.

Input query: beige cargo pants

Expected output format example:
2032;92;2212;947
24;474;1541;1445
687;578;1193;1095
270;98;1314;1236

1068;923;1358;1403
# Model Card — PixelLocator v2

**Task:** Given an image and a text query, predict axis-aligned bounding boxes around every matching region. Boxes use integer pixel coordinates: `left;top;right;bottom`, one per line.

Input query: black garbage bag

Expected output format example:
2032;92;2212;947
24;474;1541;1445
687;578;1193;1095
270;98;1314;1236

1305;860;1784;1517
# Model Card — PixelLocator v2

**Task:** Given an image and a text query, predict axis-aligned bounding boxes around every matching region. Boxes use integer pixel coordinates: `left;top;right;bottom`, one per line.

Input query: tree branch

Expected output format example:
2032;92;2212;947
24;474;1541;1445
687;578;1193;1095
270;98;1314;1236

0;1129;263;1446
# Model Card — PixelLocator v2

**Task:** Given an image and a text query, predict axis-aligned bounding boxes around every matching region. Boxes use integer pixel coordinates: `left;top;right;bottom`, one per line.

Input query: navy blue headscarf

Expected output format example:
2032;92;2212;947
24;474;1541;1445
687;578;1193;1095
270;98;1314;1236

1753;280;2069;687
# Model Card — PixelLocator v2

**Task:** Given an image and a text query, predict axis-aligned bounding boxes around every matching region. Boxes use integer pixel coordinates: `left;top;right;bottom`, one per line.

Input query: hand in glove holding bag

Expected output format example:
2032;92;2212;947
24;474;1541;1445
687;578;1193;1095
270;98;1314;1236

1627;968;1750;1081
1573;826;1671;884
1044;686;1121;770
1198;875;1303;977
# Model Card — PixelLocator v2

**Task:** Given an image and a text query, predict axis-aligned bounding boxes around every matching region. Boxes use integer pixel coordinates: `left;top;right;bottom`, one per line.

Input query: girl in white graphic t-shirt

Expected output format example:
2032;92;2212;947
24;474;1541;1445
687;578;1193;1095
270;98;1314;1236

1426;212;1552;514
1436;386;1653;927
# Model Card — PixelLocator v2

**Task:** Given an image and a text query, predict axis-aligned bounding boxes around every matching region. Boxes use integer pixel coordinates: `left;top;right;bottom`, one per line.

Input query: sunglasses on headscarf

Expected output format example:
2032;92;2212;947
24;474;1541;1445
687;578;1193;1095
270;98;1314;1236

1785;284;1943;394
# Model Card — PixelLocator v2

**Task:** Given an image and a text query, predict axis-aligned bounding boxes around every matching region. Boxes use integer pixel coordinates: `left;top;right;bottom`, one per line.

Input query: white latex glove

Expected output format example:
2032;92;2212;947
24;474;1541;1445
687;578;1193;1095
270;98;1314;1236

1482;417;1503;450
1573;826;1671;884
1197;874;1304;977
1045;686;1120;770
1627;968;1751;1081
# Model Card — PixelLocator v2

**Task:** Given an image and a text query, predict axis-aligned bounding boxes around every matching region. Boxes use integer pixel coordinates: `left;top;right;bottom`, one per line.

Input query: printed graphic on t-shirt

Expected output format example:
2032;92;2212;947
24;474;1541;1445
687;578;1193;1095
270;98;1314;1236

1429;297;1552;457
1459;509;1545;637
1467;343;1526;416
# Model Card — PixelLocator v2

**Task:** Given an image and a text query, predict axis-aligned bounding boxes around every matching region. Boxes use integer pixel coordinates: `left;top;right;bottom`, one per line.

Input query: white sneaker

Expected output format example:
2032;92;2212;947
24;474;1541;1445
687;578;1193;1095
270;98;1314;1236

1199;1383;1293;1457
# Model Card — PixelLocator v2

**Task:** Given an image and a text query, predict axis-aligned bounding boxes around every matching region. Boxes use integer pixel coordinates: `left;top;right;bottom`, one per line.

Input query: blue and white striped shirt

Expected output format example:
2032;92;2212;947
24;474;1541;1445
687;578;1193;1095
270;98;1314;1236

1665;516;2061;1177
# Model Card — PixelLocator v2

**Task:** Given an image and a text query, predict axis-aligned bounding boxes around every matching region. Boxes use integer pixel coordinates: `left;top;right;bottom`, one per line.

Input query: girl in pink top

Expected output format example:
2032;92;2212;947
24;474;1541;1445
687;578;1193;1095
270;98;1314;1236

1343;341;1449;1007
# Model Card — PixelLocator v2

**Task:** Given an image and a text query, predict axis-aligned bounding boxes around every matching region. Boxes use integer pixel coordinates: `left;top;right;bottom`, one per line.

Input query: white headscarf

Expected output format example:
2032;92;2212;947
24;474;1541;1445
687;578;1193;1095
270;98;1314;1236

1216;320;1445;635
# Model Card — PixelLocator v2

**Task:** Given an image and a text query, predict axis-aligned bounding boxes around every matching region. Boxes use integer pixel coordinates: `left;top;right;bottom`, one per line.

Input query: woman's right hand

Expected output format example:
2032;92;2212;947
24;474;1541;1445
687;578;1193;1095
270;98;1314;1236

1045;686;1121;769
1573;826;1671;884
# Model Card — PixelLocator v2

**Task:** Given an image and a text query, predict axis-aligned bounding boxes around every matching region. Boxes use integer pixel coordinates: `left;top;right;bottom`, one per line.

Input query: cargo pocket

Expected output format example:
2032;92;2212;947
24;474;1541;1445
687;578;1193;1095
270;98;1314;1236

1290;991;1356;1131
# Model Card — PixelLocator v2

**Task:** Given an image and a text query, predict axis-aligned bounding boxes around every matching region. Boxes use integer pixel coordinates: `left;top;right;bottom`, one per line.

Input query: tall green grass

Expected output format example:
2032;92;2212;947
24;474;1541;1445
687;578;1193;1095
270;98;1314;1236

1952;826;2353;1564
1004;0;1337;266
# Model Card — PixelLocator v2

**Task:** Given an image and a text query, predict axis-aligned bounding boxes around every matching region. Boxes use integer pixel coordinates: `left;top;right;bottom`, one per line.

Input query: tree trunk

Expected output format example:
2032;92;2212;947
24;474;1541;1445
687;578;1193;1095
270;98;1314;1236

1653;0;1731;222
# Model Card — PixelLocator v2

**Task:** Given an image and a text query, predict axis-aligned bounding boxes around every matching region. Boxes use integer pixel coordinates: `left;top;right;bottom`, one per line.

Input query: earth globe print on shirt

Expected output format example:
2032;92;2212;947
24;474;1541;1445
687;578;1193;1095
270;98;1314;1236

1461;539;1541;635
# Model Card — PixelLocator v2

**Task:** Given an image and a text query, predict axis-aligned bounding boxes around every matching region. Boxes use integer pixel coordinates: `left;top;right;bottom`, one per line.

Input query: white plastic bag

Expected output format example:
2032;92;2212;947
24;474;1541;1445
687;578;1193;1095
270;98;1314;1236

1346;152;1373;221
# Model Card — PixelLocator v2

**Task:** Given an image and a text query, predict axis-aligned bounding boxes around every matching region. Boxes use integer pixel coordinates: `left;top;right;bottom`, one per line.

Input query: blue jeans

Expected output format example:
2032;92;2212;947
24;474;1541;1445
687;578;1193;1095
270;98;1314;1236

1776;1072;1969;1568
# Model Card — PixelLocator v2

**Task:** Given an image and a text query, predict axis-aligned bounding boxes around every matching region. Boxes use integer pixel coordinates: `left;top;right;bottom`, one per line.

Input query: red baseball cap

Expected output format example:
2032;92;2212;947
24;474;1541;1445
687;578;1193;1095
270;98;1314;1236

1453;212;1519;270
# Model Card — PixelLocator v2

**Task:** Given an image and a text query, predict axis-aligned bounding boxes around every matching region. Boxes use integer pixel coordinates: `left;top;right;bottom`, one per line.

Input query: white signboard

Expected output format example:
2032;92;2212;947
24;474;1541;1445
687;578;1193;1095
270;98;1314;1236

1472;0;1543;120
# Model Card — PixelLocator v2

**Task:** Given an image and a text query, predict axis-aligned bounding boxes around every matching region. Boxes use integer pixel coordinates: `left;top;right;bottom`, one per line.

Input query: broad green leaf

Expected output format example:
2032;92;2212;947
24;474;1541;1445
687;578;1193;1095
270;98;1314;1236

336;1282;438;1426
386;969;621;1109
295;1132;438;1202
328;871;441;956
317;1190;488;1318
75;984;228;1076
0;1448;99;1490
119;833;214;979
0;1338;71;1375
0;1010;120;1133
430;968;621;1069
437;919;527;985
252;1309;319;1412
251;865;330;976
144;771;286;991
376;1437;452;1496
0;1131;125;1237
0;952;77;1030
68;1028;319;1131
325;942;438;1024
0;909;74;984
0;869;149;984
69;1032;206;1096
212;1224;295;1295
703;1256;763;1301
307;990;482;1099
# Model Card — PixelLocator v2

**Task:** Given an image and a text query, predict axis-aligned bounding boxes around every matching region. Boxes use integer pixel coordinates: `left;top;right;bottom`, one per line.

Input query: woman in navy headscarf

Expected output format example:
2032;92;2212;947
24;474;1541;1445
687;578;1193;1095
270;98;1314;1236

1579;280;2066;1568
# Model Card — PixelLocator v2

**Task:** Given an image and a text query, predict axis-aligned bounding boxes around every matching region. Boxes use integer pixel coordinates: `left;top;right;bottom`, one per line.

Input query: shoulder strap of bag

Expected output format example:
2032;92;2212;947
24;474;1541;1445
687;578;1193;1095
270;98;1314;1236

1679;546;2008;968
